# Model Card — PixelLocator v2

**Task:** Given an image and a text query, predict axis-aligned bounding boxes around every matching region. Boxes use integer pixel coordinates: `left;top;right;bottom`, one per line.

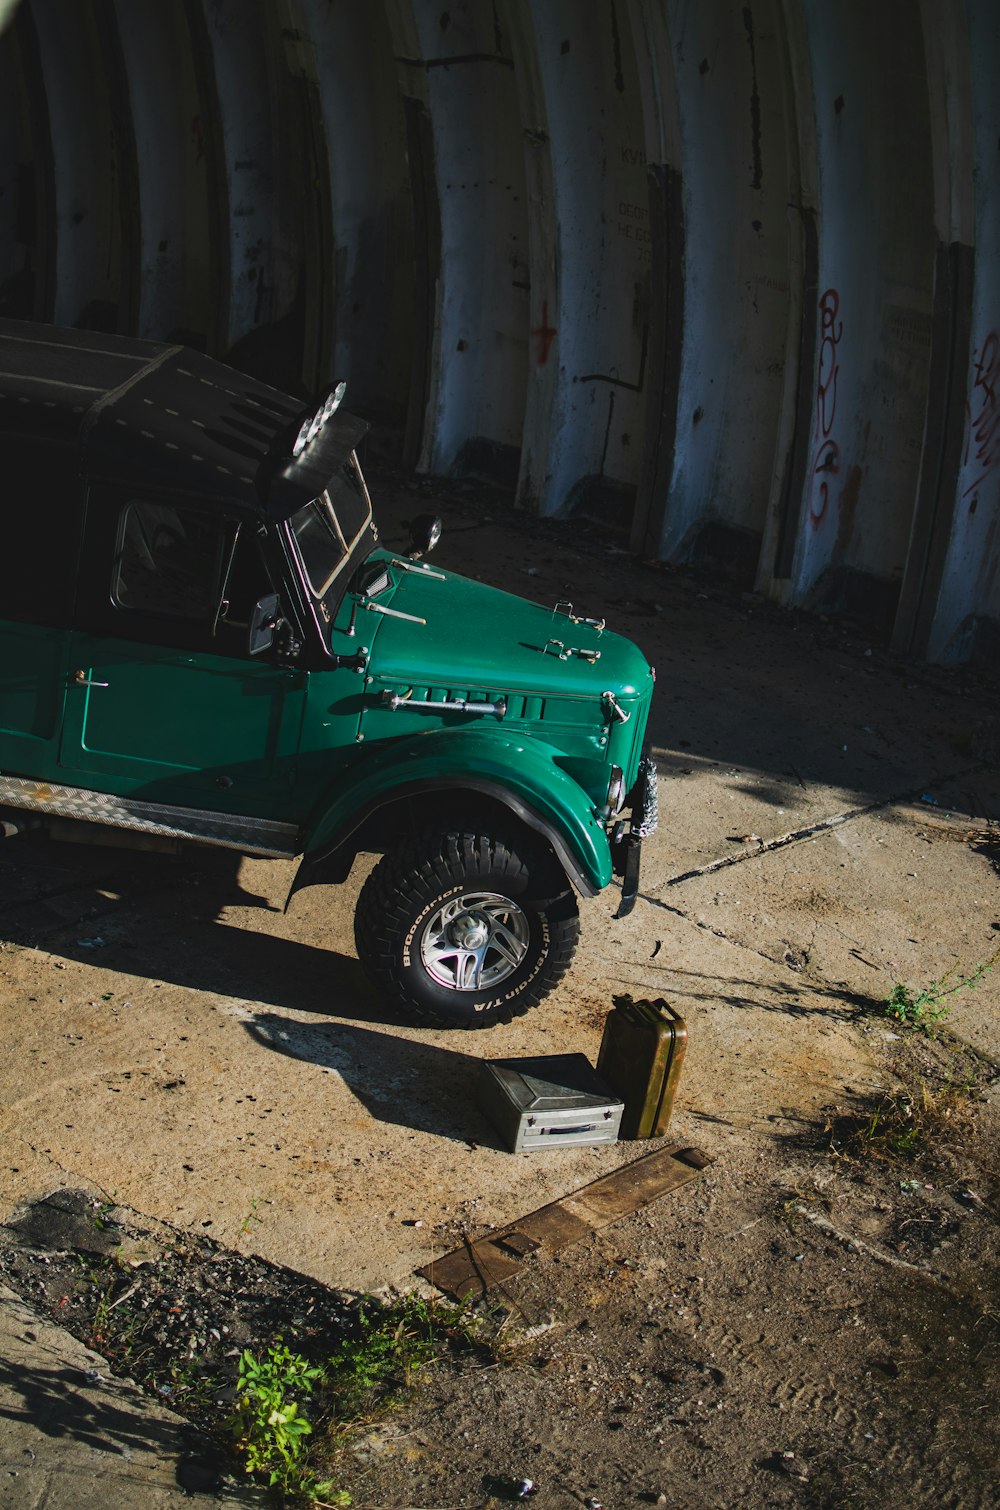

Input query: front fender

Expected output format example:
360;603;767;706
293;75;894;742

302;728;612;895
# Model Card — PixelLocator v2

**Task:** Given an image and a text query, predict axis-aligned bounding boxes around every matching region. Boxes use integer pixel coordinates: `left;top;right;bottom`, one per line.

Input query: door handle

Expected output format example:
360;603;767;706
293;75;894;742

74;670;110;688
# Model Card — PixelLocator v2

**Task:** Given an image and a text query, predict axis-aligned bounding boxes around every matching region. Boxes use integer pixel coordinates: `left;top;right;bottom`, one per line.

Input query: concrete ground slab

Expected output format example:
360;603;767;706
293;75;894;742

2;481;998;1510
663;798;1000;1062
1;479;997;1290
0;1284;264;1507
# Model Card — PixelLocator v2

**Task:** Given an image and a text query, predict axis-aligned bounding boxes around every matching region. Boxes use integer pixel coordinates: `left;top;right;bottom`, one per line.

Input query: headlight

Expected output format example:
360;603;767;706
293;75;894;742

607;765;626;815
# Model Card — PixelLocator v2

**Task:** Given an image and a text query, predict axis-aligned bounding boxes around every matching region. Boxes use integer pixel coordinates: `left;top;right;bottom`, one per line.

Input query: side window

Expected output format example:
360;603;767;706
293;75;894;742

104;498;274;653
217;525;275;630
113;501;223;621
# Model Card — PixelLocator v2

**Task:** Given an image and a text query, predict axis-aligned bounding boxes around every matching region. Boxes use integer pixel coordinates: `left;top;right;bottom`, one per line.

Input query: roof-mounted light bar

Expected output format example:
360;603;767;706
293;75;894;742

292;380;347;458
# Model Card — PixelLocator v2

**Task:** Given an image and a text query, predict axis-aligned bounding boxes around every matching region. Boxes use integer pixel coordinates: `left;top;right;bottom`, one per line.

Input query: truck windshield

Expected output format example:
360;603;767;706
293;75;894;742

287;458;373;600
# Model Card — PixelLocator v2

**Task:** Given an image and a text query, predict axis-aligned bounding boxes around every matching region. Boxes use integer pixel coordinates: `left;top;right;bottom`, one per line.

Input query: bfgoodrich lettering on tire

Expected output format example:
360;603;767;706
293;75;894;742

354;826;580;1027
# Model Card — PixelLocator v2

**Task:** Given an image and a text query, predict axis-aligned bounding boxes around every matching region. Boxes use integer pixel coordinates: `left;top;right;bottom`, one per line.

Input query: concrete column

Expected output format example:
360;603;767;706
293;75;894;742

29;0;123;329
297;0;412;432
193;0;325;391
527;0;651;530
925;0;1000;665
658;0;799;584
504;0;559;515
784;0;937;633
387;0;529;486
0;32;21;306
113;3;212;345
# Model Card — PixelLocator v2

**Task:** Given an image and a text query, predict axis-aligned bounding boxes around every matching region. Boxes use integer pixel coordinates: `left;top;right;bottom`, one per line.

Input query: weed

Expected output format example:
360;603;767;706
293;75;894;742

825;1076;977;1164
775;1189;823;1228
156;1356;222;1414
228;1338;339;1503
87;1282;140;1358
236;1196;264;1243
877;959;992;1034
89;1282;116;1350
324;1294;482;1423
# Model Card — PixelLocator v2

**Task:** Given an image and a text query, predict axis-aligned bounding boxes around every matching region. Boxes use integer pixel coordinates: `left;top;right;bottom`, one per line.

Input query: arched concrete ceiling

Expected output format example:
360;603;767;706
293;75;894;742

0;0;996;665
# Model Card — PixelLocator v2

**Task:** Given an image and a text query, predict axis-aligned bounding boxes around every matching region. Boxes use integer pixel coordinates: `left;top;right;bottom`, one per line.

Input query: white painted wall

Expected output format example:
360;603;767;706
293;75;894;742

927;0;1000;661
789;1;936;614
661;0;795;562
113;3;211;342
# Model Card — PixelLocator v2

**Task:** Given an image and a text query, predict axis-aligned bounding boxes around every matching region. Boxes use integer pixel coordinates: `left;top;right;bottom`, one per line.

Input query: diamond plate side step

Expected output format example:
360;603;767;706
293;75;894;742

0;773;300;857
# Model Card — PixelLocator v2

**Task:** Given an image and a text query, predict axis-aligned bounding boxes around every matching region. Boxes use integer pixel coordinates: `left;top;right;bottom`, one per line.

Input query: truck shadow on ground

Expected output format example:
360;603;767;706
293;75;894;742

242;1011;501;1147
613;961;872;1023
114;921;413;1027
0;839;423;1028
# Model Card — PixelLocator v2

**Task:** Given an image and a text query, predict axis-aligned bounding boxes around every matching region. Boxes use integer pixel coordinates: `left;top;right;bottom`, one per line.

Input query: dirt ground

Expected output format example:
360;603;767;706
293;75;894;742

2;474;999;1507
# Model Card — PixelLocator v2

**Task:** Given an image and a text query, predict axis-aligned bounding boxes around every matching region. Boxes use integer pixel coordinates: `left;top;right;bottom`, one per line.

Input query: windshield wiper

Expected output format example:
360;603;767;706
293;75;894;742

347;593;426;635
390;557;446;580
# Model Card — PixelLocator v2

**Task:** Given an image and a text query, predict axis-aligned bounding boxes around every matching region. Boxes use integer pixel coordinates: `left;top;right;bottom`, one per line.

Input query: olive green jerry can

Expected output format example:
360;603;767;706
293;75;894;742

597;995;688;1139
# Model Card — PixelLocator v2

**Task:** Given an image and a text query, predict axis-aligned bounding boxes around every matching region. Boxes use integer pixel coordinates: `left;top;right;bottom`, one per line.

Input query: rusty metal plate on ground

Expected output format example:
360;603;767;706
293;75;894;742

418;1142;711;1299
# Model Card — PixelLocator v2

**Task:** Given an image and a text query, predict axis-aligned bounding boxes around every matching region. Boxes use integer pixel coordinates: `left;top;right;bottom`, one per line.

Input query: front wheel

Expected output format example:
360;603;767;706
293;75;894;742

354;826;580;1027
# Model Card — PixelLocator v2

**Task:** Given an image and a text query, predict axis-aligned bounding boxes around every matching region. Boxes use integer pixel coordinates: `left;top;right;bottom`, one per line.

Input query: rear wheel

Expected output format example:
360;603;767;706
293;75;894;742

354;825;580;1027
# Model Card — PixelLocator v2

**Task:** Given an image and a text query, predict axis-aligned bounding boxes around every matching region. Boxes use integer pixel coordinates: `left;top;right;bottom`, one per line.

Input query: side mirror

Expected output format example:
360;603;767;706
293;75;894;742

249;594;302;660
407;513;442;559
248;593;280;656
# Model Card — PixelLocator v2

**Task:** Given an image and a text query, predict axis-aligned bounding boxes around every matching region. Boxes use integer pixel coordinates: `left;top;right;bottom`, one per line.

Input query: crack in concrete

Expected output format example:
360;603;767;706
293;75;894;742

630;768;982;1000
656;766;982;891
634;899;865;1019
640;896;784;973
629;765;1000;1033
661;794;904;889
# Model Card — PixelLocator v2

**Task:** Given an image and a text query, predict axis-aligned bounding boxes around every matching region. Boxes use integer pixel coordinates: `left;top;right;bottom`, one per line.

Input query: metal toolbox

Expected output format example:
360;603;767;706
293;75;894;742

597;995;688;1139
479;1054;624;1153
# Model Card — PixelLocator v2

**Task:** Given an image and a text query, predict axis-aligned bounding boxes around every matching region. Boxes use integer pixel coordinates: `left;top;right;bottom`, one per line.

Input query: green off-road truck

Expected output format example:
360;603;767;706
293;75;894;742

0;320;657;1027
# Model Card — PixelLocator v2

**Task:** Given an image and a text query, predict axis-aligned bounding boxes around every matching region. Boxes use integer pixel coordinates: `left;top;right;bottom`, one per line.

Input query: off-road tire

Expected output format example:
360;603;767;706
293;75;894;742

354;826;580;1027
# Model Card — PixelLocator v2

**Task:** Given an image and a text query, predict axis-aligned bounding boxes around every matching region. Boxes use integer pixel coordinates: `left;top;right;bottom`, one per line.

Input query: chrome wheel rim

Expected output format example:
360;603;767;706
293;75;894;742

420;891;531;992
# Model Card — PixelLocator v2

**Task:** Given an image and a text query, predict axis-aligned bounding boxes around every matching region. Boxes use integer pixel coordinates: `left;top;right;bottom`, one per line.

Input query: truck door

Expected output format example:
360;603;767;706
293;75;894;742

0;440;79;784
59;490;307;823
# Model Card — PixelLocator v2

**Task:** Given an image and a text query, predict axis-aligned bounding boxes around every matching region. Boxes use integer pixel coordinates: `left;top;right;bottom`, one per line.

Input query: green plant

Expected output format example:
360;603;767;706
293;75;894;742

228;1338;336;1502
89;1282;115;1350
326;1298;435;1418
826;1076;976;1164
776;1190;819;1227
858;1090;924;1158
158;1356;222;1413
325;1294;484;1422
86;1282;140;1360
877;960;992;1033
236;1196;264;1243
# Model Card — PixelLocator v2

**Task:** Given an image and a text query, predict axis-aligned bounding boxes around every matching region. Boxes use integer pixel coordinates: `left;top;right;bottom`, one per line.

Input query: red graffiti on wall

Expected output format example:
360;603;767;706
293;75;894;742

808;288;843;526
531;302;557;366
962;332;1000;498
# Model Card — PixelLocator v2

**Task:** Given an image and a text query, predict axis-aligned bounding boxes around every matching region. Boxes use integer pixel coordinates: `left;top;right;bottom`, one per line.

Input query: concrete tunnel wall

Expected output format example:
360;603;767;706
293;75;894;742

0;0;997;666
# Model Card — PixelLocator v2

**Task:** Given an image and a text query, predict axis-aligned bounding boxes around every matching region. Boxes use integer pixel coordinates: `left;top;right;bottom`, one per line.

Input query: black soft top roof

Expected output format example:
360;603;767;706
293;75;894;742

0;320;367;519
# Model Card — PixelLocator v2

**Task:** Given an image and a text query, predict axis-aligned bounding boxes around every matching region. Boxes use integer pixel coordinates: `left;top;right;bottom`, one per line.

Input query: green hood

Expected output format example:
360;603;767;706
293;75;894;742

363;561;651;703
